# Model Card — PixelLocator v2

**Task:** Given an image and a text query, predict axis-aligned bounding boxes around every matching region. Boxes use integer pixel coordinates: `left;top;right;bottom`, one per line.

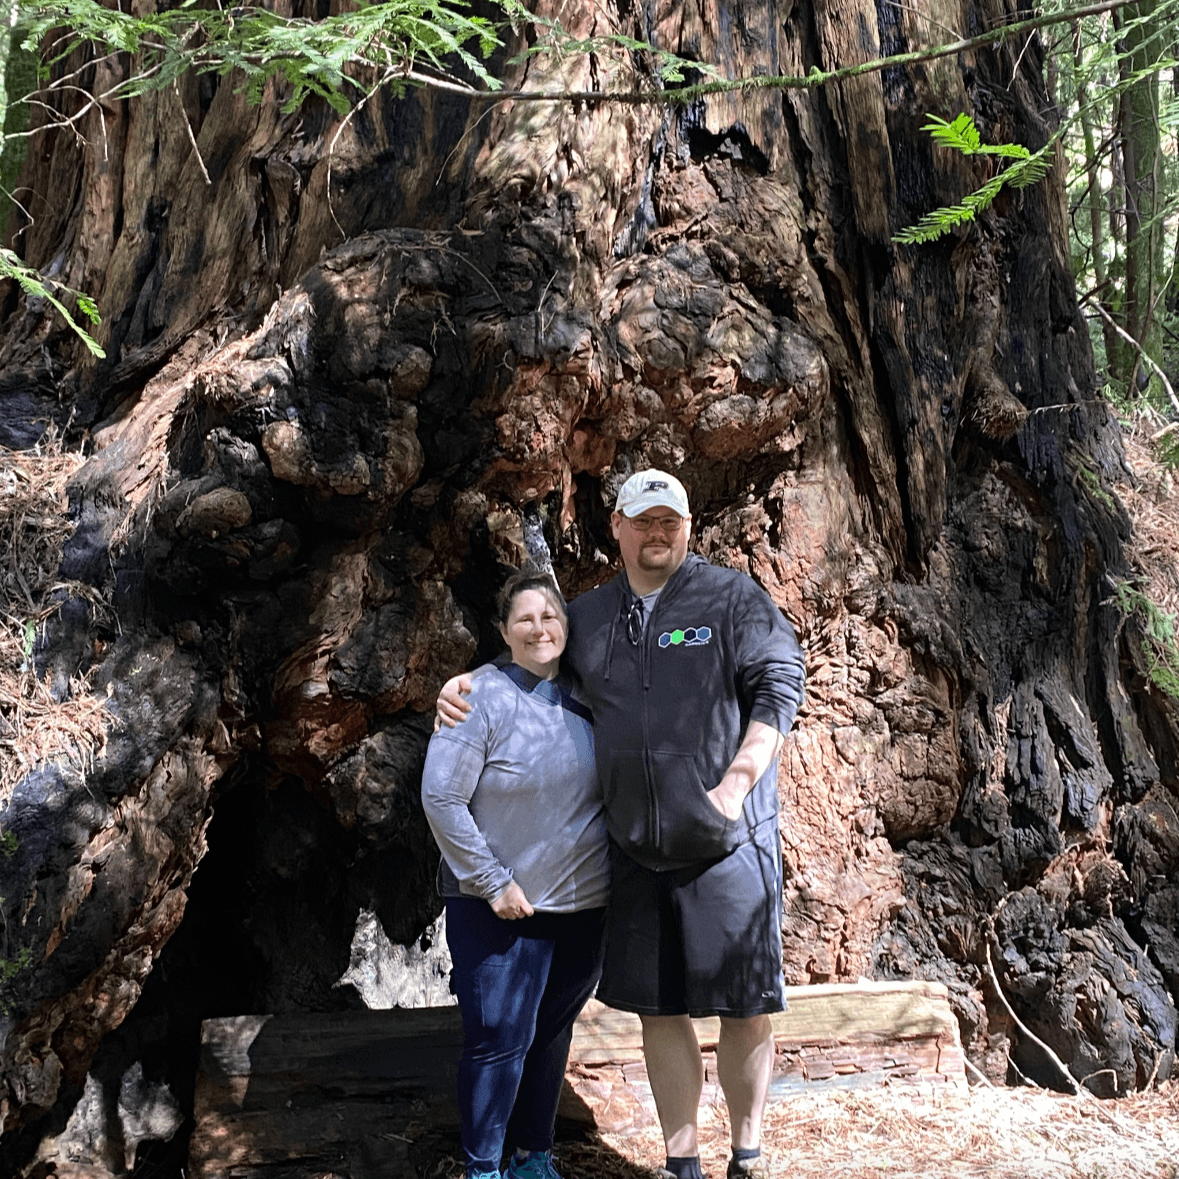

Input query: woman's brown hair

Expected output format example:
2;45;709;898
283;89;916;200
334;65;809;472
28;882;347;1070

495;566;567;628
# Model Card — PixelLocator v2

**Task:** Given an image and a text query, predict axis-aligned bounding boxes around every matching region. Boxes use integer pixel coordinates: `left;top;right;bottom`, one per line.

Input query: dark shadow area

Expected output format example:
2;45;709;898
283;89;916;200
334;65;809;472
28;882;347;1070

2;761;652;1179
188;1006;655;1179
1;764;445;1178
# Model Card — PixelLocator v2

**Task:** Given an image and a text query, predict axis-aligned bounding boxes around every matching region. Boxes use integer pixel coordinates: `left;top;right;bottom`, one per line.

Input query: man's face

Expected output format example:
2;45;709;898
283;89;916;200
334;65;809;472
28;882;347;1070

611;507;691;586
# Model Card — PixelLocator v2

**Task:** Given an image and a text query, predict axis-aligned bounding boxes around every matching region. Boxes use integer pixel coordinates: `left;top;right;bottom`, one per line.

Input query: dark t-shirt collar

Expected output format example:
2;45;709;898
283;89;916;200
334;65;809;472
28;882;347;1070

499;661;592;724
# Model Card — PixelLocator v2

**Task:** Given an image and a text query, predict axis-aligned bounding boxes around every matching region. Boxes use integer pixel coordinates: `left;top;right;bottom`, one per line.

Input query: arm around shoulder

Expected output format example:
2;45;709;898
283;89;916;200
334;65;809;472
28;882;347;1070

434;661;496;730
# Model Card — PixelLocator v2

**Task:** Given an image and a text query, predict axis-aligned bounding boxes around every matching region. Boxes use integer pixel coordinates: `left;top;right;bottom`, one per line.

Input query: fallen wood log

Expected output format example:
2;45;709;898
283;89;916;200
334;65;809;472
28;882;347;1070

561;982;965;1133
189;1008;467;1178
189;981;965;1177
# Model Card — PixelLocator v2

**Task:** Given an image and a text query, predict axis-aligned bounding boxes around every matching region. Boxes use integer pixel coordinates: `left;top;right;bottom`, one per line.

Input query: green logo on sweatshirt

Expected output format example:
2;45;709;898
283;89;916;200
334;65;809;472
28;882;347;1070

658;626;712;648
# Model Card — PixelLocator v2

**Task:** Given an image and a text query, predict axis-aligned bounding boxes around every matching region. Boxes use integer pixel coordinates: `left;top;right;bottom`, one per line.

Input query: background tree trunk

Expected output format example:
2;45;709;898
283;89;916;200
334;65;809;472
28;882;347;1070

2;0;1178;1168
1110;0;1167;390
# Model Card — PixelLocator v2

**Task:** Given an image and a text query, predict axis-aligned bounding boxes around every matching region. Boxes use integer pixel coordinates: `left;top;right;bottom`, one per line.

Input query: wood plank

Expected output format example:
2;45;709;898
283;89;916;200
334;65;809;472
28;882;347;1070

190;983;965;1177
569;980;958;1063
196;1007;466;1117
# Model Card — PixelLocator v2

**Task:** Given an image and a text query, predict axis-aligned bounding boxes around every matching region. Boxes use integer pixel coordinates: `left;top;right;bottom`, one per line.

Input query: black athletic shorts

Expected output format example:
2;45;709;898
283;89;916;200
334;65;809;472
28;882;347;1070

597;820;786;1018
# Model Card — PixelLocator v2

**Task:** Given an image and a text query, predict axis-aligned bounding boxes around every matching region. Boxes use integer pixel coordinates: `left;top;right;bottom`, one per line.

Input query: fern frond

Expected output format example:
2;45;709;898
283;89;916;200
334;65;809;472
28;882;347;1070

923;113;981;154
0;248;105;357
896;114;1059;245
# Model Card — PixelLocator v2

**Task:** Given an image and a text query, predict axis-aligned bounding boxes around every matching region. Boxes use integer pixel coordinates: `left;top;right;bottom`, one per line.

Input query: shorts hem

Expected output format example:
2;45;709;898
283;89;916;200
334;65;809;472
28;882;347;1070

597;995;787;1019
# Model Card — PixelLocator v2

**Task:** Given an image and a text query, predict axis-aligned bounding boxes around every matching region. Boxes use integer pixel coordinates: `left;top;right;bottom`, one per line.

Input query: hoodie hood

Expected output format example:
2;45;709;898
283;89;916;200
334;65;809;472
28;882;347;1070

605;554;709;683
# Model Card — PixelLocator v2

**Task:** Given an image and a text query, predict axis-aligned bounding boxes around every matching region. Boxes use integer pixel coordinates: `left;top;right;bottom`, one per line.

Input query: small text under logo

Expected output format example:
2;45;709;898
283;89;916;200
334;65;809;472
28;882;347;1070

658;626;712;649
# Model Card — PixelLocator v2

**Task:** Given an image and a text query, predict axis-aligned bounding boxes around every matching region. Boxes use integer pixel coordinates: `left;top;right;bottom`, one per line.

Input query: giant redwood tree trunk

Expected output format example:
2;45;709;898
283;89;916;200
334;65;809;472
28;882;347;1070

2;0;1178;1164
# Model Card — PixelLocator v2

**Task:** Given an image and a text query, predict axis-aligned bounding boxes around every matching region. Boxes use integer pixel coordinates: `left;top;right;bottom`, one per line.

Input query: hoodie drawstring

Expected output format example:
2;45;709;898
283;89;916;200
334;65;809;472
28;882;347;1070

604;598;623;681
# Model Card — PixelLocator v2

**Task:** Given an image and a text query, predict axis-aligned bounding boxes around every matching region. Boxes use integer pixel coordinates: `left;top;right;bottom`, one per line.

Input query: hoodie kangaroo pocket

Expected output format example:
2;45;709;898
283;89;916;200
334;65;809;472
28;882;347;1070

649;750;740;863
602;749;651;849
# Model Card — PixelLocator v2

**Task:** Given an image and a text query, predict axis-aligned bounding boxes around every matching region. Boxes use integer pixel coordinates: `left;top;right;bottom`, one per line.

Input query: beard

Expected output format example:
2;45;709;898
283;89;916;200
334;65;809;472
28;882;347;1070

638;543;675;568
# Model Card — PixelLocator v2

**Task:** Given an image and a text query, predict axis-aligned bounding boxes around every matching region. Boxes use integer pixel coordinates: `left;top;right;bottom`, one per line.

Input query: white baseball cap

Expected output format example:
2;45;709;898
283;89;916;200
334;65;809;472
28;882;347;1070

614;469;690;517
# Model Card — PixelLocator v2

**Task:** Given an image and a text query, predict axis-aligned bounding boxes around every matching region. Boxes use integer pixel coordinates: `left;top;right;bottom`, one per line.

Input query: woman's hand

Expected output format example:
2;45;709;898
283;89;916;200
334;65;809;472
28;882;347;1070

434;673;474;732
490;881;534;920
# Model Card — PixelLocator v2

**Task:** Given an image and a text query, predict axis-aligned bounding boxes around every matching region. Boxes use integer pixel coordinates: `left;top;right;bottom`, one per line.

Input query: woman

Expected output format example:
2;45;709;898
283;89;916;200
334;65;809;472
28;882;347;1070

421;568;608;1179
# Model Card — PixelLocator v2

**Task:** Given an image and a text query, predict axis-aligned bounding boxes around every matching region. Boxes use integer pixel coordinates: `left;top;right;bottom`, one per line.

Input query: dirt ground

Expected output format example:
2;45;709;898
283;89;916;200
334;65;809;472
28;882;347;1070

610;1079;1179;1179
410;1078;1179;1179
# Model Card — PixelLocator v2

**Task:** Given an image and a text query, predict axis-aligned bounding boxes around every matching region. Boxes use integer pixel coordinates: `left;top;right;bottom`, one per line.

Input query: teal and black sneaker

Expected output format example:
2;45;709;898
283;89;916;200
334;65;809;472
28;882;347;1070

505;1150;564;1179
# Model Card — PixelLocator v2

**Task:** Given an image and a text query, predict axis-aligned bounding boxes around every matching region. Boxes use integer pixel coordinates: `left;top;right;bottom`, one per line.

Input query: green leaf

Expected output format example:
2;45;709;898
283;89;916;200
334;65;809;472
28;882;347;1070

922;112;982;154
76;295;101;326
896;115;1059;245
0;248;106;357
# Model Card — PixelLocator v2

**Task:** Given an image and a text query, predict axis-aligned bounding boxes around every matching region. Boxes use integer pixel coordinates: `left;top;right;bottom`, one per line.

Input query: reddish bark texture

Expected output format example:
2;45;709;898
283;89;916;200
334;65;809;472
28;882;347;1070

1;0;1177;1161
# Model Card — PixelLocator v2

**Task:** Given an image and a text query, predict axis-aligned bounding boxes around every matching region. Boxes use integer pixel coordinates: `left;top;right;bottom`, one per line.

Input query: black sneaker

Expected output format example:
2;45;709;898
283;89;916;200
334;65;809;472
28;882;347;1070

727;1155;770;1178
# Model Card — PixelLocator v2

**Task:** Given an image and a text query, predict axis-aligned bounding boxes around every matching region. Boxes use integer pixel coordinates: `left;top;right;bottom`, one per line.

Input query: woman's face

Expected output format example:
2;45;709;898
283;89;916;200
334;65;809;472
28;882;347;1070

499;588;567;678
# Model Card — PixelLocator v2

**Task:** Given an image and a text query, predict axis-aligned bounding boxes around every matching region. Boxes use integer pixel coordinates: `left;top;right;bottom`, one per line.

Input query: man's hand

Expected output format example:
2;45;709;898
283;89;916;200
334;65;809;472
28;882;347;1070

707;719;785;820
706;777;749;821
490;881;534;920
434;673;474;731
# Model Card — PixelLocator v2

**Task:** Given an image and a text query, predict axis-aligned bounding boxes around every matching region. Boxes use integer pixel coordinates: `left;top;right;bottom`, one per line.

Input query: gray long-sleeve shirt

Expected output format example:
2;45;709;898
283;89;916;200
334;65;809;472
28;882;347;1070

420;664;609;913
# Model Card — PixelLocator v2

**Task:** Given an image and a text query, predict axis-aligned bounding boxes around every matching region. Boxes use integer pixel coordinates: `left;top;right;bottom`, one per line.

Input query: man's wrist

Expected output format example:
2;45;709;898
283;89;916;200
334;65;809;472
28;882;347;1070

710;775;748;816
718;766;753;797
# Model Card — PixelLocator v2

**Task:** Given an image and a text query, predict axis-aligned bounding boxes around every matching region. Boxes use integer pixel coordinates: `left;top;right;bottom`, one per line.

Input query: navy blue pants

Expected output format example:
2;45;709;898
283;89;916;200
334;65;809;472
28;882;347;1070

445;898;606;1175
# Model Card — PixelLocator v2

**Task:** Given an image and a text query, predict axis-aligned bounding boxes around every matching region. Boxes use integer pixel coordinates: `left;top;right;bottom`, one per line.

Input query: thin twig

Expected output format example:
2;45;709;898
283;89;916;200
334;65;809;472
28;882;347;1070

434;99;507;188
963;1056;995;1088
0;185;35;230
47;50;127;92
10;64;166;143
880;0;963;43
1079;1068;1120;1093
174;78;211;186
326;66;398;240
537;269;558;336
1089;302;1179;414
984;938;1084;1097
1007;33;1035;89
1029;400;1106;414
22;96;96;146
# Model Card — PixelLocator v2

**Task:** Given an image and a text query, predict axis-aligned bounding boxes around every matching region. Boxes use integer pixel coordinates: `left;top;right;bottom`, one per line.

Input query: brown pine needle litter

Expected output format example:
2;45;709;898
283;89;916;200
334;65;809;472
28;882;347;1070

1117;410;1179;620
0;432;113;805
548;1080;1179;1179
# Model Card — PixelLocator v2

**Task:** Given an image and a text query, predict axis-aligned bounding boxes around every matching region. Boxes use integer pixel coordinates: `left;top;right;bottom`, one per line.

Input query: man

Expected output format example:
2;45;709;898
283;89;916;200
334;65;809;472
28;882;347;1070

439;470;806;1179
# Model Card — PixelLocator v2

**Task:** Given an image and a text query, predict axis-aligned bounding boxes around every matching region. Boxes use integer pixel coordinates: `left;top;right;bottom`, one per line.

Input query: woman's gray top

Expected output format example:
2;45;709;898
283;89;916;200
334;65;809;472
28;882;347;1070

420;664;609;913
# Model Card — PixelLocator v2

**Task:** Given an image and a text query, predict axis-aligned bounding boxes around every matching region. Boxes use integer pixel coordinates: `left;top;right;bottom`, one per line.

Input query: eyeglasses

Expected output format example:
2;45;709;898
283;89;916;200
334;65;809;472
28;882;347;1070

625;598;644;646
625;515;684;534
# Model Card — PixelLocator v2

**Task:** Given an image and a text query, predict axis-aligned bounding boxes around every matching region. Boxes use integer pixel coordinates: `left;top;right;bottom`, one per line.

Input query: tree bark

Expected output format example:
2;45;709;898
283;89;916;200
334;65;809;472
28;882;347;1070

1071;18;1119;367
1110;0;1167;389
1;0;1178;1161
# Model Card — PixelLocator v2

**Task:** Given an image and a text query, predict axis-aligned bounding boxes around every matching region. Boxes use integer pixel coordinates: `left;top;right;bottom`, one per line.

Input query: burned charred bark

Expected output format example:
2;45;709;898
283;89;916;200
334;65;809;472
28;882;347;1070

1;0;1178;1166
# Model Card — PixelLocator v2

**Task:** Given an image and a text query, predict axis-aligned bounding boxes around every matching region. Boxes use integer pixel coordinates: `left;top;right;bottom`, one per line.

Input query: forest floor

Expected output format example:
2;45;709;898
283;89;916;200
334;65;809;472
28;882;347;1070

587;1078;1179;1179
410;1077;1179;1179
427;1077;1177;1179
0;428;108;802
1117;410;1179;630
